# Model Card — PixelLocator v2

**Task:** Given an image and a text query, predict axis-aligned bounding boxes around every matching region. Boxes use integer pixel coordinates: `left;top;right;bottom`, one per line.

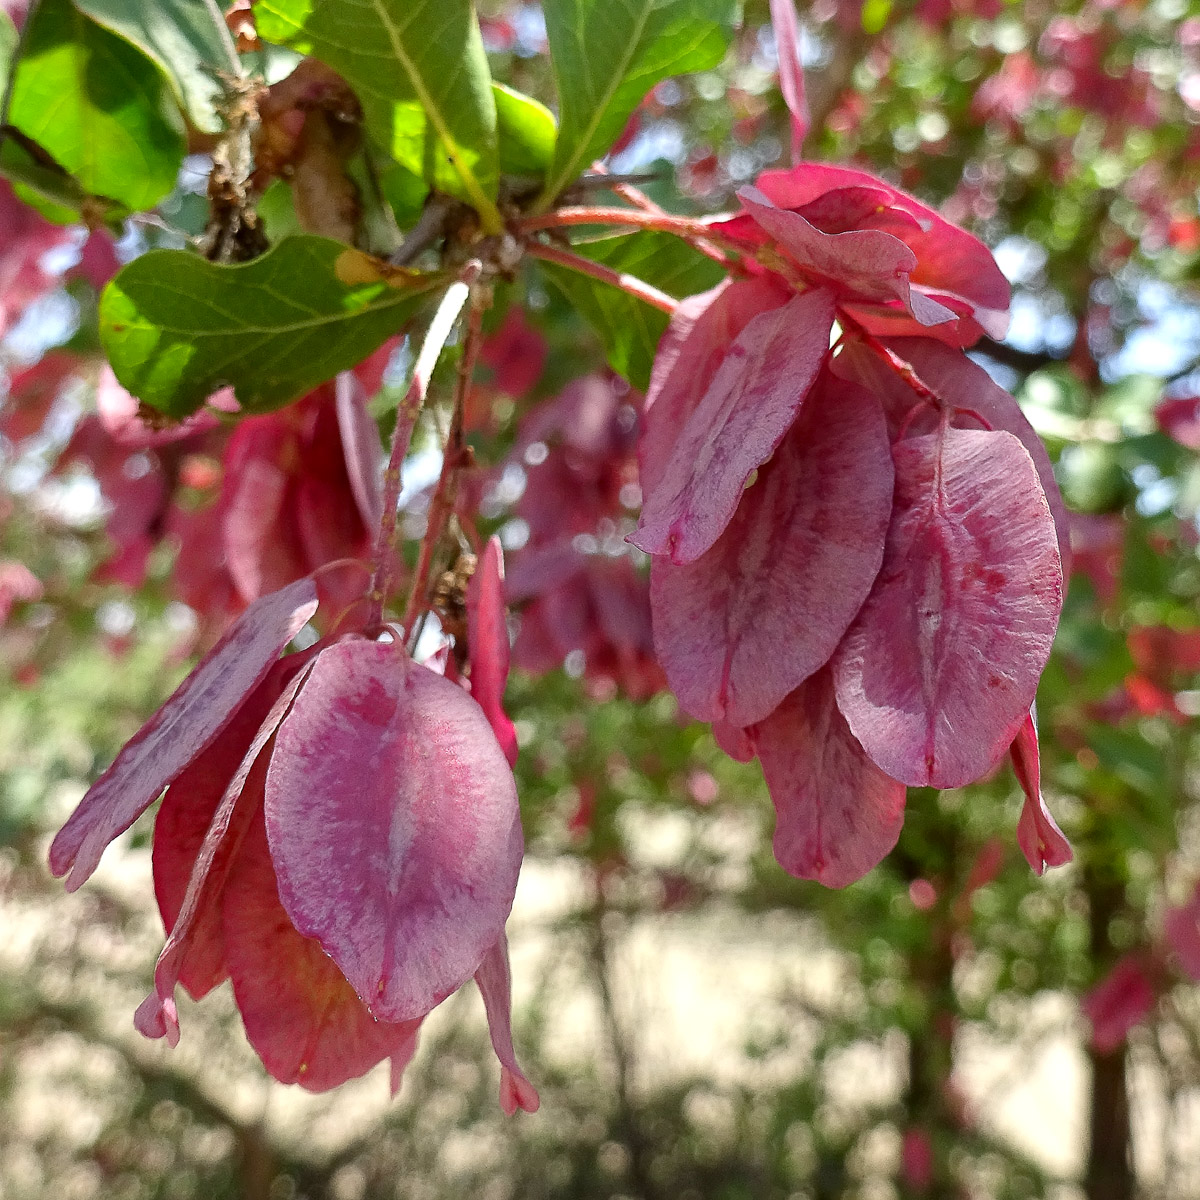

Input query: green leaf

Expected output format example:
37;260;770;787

538;230;725;389
254;0;502;230
0;126;126;225
0;10;16;98
100;236;438;418
494;83;556;177
71;0;241;134
537;0;736;208
7;0;186;212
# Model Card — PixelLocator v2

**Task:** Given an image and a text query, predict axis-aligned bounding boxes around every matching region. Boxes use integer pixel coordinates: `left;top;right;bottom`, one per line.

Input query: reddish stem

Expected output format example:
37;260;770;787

364;264;479;636
525;241;677;314
514;205;747;257
841;317;941;405
401;293;488;642
587;164;734;270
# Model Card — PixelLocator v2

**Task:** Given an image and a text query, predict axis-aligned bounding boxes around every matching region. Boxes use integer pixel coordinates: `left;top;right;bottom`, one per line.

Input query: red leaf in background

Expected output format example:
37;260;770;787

651;373;893;726
511;555;666;700
752;669;907;888
48;577;318;890
479;306;548;397
474;932;540;1114
1082;955;1156;1053
351;335;401;397
69;228;120;292
166;501;242;634
468;537;518;766
222;418;303;601
1122;673;1185;722
0;560;41;624
834;428;1062;789
639;276;791;503
1010;710;1073;874
220;386;373;609
632;287;835;563
901;1128;935;1193
1;351;77;443
96;363;219;447
265;640;523;1022
0;179;73;337
1068;512;1124;606
769;0;809;159
1164;884;1200;982
1128;625;1200;690
223;806;424;1091
1155;395;1200;449
972;51;1040;127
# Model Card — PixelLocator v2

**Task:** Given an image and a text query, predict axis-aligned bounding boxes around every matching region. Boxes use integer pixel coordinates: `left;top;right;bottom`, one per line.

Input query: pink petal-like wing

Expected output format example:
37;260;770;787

1082;955;1156;1054
713;719;756;763
1011;710;1072;874
640;276;791;503
1164;884;1200;982
632;288;834;563
223;806;423;1091
389;1024;423;1096
753;164;1011;334
150;661;301;1001
833;427;1063;789
265;639;523;1022
475;929;540;1114
467;537;518;766
886;336;1071;572
135;659;316;1045
651;374;893;726
736;188;944;320
752;669;907;888
751;162;891;211
769;0;808;159
49;578;318;891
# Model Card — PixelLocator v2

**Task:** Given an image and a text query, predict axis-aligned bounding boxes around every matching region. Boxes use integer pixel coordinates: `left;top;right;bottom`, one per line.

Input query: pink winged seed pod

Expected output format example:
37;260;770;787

637;161;1072;887
49;547;538;1112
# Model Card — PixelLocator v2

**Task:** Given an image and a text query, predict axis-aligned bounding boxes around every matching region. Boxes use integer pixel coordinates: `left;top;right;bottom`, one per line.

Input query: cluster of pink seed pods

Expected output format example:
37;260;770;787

49;542;538;1112
633;163;1073;886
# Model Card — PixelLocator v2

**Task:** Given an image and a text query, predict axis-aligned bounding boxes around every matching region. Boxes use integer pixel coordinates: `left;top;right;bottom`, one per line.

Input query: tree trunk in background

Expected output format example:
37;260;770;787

1085;868;1134;1200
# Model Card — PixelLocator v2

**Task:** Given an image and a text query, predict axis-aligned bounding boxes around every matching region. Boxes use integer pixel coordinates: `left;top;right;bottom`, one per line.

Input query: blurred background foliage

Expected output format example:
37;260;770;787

4;0;1200;1197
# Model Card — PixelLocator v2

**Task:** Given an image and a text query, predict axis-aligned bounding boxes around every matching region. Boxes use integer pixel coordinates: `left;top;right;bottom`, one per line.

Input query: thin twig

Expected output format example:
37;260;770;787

524;241;677;314
364;264;478;635
513;204;746;256
400;288;489;641
587;161;734;269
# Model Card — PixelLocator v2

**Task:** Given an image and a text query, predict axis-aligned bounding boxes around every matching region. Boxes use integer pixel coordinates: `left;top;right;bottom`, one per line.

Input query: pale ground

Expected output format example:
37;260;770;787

3;784;1199;1198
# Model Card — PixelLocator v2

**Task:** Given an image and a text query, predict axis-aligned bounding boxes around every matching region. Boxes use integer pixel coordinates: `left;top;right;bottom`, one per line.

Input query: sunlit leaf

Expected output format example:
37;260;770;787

72;0;240;133
7;0;185;212
538;0;736;208
538;229;725;389
494;83;556;176
255;0;501;227
100;237;437;417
